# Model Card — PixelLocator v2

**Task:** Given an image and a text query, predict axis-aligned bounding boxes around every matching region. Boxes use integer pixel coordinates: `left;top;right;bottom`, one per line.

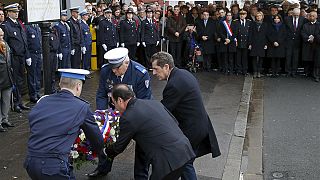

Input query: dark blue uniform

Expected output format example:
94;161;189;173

96;60;152;109
95;60;152;178
49;28;60;93
141;18;160;67
26;24;42;100
80;20;92;70
68;17;83;68
97;18;119;54
24;90;104;180
1;18;30;108
55;21;71;68
119;19;140;59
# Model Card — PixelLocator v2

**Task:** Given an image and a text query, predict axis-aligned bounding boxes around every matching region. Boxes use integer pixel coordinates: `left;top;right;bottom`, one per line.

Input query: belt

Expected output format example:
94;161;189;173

27;150;69;160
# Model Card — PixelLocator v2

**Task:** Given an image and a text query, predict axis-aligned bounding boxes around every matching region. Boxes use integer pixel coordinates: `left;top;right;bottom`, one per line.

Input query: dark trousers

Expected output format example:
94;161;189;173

161;164;185;180
126;44;137;60
286;45;300;75
222;52;235;73
50;52;58;93
303;61;314;76
169;41;182;67
271;58;281;75
181;159;197;180
11;55;25;106
71;45;81;68
82;45;92;70
203;54;212;70
252;56;263;73
97;44;104;68
145;44;157;68
60;48;71;68
236;48;248;73
27;53;42;99
217;52;224;71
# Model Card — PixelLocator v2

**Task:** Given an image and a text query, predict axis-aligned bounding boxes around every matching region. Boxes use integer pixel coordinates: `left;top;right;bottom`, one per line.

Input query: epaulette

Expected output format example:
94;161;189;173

135;65;147;74
247;19;252;21
75;96;89;104
101;63;109;68
37;95;49;103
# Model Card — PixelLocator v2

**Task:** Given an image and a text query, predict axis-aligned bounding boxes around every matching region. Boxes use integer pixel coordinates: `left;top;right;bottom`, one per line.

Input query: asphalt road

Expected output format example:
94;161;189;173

263;77;320;180
0;71;244;180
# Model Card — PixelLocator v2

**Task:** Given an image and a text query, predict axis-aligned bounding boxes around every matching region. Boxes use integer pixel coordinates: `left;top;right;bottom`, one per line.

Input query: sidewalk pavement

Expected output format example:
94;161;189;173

0;71;248;180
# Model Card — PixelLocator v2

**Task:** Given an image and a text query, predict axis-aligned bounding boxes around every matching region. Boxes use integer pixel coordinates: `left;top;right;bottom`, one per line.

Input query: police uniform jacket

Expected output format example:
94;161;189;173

266;23;287;58
119;18;140;45
80;20;92;47
301;21;320;62
26;24;42;54
217;20;237;53
26;90;103;158
141;18;160;45
68;17;83;48
105;98;195;180
162;67;221;158
2;18;30;58
232;19;251;49
284;16;306;48
97;18;119;47
248;21;268;57
196;18;216;54
96;60;152;110
166;15;187;43
54;21;71;53
49;28;60;53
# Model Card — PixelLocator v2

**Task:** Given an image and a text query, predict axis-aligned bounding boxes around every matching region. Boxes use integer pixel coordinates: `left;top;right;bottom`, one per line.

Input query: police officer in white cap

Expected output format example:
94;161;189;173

24;69;104;180
79;9;92;76
90;47;152;178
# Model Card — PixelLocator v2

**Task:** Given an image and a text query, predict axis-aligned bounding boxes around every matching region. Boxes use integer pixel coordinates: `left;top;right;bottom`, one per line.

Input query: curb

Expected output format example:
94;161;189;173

222;76;253;180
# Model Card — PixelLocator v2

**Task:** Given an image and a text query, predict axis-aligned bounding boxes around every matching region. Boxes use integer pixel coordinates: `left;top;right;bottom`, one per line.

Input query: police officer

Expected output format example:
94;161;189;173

68;7;84;68
55;10;71;68
89;47;152;178
49;26;60;93
1;4;31;113
119;8;140;60
232;10;251;75
24;69;104;180
98;8;119;64
79;9;92;76
26;23;42;103
141;8;160;69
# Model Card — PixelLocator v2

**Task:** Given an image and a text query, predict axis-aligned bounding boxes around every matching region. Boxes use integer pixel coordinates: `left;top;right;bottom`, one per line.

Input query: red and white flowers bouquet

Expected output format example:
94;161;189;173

70;109;120;169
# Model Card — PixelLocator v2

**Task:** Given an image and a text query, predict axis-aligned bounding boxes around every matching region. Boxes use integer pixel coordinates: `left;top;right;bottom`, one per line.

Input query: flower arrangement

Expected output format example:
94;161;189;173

70;109;120;169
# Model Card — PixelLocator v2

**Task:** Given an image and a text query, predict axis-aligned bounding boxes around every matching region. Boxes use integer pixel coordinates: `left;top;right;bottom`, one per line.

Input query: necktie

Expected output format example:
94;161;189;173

293;17;297;31
204;20;207;27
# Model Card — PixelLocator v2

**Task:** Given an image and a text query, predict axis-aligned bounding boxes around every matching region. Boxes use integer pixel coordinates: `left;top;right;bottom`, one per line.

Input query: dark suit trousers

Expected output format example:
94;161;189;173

126;44;137;60
271;58;281;74
50;52;58;93
12;55;25;106
222;52;235;73
252;56;263;73
145;44;157;68
71;45;81;68
203;54;212;70
169;42;182;67
97;45;104;68
285;45;300;74
236;48;248;73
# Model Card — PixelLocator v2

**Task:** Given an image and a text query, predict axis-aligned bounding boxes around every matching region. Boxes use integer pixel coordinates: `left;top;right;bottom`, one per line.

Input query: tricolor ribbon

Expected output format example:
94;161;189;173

222;20;237;42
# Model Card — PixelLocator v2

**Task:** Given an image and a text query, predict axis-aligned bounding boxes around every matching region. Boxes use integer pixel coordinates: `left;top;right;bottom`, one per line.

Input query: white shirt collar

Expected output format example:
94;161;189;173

9;17;17;23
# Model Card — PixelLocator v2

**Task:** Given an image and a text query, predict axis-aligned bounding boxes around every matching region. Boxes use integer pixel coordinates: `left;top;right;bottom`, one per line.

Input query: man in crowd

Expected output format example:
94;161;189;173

1;4;31;113
103;84;195;180
151;52;221;180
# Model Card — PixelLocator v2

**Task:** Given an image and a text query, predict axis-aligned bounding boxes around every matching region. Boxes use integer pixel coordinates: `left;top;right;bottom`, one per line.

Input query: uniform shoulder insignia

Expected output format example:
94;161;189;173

37;95;49;103
101;63;109;68
75;96;89;104
135;65;147;74
247;19;252;21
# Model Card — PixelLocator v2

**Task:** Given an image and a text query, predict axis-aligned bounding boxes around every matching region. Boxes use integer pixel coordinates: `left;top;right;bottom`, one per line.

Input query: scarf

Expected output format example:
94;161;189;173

273;22;282;31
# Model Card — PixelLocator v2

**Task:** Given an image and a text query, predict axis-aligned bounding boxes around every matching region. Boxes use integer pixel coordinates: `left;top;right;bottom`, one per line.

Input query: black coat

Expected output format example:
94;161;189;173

266;23;287;58
284;16;306;48
105;98;195;180
97;18;119;47
140;18;160;45
248;22;268;57
232;19;251;49
217;20;237;53
161;68;221;158
166;15;187;43
119;19;140;45
196;19;216;54
68;17;83;49
301;22;320;62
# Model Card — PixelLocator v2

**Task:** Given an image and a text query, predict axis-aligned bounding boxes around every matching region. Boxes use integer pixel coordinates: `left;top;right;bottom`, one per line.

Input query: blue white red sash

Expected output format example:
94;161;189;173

222;20;237;42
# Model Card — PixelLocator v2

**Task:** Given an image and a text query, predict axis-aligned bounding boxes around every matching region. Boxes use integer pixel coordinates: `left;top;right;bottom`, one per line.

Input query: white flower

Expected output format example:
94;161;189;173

73;144;78;149
96;121;101;127
110;128;115;136
79;133;86;141
111;135;117;142
70;150;79;159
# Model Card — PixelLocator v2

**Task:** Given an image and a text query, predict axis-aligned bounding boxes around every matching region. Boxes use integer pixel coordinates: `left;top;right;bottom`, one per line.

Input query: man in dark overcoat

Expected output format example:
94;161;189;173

151;52;221;180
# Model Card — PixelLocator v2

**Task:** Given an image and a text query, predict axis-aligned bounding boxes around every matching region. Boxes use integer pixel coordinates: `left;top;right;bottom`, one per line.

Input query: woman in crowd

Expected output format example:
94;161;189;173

248;11;268;78
0;28;14;132
267;15;287;77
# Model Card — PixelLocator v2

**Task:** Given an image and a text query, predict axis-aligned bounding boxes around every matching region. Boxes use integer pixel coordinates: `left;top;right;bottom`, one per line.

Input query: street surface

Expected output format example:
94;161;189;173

0;71;244;180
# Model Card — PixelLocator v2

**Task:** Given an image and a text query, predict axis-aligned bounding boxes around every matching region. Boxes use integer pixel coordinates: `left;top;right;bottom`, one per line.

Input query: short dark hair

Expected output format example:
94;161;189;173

150;51;175;69
112;84;135;102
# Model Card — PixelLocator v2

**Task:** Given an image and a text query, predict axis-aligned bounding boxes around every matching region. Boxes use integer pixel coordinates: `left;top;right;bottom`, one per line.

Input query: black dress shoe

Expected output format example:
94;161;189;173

14;106;22;113
2;122;14;128
86;169;109;177
19;105;30;110
0;125;7;132
30;97;39;103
